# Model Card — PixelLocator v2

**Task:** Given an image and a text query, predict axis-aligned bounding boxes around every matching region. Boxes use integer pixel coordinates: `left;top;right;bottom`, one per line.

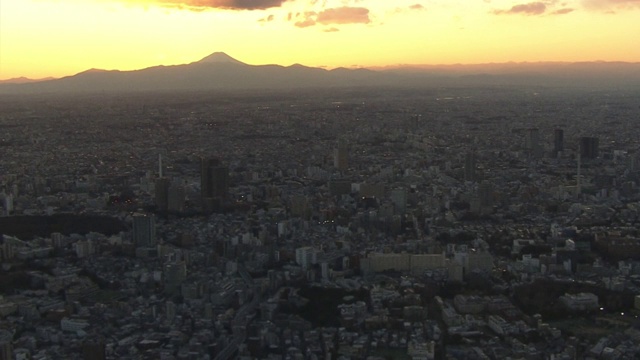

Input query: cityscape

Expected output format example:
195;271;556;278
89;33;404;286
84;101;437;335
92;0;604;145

1;63;640;360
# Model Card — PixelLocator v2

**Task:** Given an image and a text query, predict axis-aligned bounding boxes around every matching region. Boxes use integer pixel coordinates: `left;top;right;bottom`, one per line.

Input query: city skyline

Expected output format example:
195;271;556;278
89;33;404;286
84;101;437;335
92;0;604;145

1;0;640;80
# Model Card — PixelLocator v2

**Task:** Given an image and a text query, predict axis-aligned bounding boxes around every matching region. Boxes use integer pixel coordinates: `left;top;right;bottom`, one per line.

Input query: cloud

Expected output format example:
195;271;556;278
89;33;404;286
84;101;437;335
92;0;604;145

292;6;371;28
295;18;317;27
323;27;340;32
409;4;425;10
493;2;547;15
582;0;640;11
316;7;371;24
258;14;275;22
147;0;290;10
551;7;575;14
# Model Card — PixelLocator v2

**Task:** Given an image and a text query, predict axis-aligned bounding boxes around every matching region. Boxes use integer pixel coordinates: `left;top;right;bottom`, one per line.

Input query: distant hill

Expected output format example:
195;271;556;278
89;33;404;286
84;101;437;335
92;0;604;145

0;76;56;84
1;52;639;94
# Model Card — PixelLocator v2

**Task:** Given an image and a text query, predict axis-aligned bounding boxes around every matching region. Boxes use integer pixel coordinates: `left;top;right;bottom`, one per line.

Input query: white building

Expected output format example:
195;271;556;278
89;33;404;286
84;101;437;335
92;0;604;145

60;317;89;332
295;246;317;269
559;292;599;311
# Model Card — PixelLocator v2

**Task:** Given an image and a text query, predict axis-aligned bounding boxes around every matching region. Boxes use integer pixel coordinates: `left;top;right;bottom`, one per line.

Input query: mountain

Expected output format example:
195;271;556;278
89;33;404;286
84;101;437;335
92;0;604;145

197;52;246;65
0;52;398;94
0;76;56;84
1;52;639;94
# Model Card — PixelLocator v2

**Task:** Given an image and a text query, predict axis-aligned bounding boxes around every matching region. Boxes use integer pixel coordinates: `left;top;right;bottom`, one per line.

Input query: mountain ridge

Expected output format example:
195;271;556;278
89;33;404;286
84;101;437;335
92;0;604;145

1;52;639;94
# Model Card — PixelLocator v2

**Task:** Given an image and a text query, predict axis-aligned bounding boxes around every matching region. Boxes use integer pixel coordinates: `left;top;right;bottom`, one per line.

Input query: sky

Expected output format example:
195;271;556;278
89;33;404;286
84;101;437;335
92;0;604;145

1;0;639;79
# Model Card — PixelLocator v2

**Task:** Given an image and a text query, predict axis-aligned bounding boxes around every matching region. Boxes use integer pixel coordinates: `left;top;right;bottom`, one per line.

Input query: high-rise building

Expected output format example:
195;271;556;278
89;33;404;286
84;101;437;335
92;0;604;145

464;152;477;182
580;137;599;159
132;213;156;248
525;128;542;158
164;261;187;294
553;129;564;157
167;184;185;212
478;181;494;209
0;330;12;360
154;177;170;211
333;141;349;172
390;188;408;214
200;157;229;212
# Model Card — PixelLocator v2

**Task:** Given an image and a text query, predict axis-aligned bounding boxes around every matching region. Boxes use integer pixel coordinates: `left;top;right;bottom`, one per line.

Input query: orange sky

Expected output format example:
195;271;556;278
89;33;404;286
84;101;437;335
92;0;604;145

1;0;639;79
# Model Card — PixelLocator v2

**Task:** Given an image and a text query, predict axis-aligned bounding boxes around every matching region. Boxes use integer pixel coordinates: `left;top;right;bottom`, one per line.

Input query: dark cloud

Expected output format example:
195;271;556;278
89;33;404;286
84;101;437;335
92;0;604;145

493;2;547;15
157;0;289;10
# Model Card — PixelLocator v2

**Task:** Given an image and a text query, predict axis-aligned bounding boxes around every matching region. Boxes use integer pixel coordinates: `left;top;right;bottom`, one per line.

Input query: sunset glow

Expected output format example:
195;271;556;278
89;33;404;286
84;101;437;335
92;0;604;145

1;0;639;79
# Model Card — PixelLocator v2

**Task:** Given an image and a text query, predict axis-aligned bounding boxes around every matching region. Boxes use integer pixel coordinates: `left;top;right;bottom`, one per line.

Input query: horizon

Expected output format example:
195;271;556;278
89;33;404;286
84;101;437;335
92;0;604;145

2;51;640;83
1;0;640;80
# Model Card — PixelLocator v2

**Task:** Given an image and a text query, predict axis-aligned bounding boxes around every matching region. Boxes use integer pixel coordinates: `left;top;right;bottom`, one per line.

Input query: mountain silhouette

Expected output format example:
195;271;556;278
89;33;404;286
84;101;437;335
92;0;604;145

1;52;639;94
197;52;246;65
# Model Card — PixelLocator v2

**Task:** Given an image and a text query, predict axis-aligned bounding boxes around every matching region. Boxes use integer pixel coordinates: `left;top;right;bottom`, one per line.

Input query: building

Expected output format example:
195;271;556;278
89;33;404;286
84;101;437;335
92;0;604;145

525;128;542;158
465;252;494;273
154;177;170;211
60;317;90;332
132;213;156;248
0;330;12;360
329;180;351;196
453;295;486;314
390;188;408;214
559;292;599;311
333;141;349;172
167;183;185;212
478;181;494;210
200;157;229;212
295;246;317;269
82;340;106;360
553;128;564;157
580;137;599;159
487;315;517;335
360;253;446;273
464;152;477;182
164;261;187;295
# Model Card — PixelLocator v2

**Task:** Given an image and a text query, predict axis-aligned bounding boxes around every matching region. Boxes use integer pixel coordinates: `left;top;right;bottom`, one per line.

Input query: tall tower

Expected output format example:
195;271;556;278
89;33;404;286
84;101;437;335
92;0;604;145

133;213;156;248
200;157;229;212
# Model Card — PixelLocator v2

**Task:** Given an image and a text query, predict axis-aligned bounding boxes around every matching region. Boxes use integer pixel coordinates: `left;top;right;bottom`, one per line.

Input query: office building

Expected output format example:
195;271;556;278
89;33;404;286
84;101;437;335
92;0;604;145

155;177;170;211
133;213;156;248
525;128;542;158
201;157;229;212
167;183;185;212
333;141;349;172
553;128;564;157
164;261;187;295
464;152;477;182
390;188;408;214
580;137;599;159
295;246;317;269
